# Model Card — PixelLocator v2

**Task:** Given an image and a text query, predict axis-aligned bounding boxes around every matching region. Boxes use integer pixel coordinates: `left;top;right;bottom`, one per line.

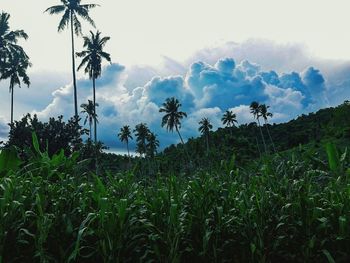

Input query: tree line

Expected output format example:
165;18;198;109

116;97;275;159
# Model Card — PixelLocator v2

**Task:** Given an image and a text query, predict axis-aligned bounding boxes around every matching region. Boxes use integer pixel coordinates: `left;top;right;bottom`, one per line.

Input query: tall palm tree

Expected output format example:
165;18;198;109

198;117;213;154
260;104;276;152
146;132;159;158
76;30;111;143
250;101;267;153
221;110;237;136
0;12;28;67
159;97;188;145
45;0;98;118
118;125;133;159
80;100;98;140
0;52;31;123
134;123;150;157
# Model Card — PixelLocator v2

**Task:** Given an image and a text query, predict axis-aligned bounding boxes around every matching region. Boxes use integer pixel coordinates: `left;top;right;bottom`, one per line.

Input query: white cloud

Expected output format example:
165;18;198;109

0;116;9;143
2;40;350;151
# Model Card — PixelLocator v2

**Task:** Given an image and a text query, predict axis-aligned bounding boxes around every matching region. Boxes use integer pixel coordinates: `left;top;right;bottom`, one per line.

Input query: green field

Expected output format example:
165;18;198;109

1;135;350;262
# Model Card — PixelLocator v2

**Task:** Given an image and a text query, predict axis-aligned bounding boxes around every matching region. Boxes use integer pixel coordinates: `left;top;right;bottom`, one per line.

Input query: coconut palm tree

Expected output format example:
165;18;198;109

250;101;267;153
0;52;31;123
260;104;276;152
221;110;237;136
159;97;188;145
80;100;98;140
0;12;28;67
118;125;133;159
134;123;150;157
146;132;159;158
76;30;111;143
45;0;98;118
198;117;213;154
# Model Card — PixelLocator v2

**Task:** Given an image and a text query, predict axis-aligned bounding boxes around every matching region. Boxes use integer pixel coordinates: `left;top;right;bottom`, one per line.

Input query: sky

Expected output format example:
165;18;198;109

1;0;350;152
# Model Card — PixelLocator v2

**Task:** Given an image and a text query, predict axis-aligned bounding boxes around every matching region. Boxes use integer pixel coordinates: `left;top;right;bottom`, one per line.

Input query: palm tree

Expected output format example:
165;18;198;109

260;104;276;152
118;125;133;159
76;30;111;143
159;97;188;145
0;12;28;68
0;52;31;123
80;100;98;140
45;0;98;118
250;101;267;153
146;132;159;158
134;123;150;157
198;117;213;154
221;110;237;136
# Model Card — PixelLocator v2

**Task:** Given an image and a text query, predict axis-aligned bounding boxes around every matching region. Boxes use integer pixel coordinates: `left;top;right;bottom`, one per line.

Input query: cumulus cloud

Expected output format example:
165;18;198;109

2;40;350;152
32;54;336;152
0;116;9;143
143;76;195;109
186;59;268;110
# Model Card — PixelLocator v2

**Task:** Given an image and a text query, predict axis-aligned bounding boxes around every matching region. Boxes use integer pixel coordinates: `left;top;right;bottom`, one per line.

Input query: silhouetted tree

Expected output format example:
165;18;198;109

45;0;98;117
6;114;85;157
0;52;31;123
118;125;133;160
146;132;159;158
250;101;267;153
76;30;111;143
221;110;237;136
80;100;98;140
134;123;150;157
198;117;213;154
260;104;276;152
0;12;28;66
159;97;187;145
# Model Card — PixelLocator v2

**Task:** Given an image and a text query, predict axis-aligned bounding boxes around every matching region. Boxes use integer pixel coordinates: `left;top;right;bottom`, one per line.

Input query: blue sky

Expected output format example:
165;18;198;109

1;0;350;152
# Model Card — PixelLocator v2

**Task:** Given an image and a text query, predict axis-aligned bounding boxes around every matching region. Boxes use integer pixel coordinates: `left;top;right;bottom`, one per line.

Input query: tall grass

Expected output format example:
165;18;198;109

1;140;350;262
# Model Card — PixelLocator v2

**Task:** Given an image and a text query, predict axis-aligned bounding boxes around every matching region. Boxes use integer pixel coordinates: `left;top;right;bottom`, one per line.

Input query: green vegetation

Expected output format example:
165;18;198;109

2;2;350;262
159;102;350;173
1;133;350;262
2;102;350;262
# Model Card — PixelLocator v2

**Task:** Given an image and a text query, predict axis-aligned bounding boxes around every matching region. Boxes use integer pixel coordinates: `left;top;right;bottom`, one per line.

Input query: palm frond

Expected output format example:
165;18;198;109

45;5;66;15
72;14;82;35
75;6;96;27
57;9;70;32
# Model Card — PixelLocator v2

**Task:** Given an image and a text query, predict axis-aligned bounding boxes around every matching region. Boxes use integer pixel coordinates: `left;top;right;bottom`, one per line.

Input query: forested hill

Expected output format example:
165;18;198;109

157;101;350;171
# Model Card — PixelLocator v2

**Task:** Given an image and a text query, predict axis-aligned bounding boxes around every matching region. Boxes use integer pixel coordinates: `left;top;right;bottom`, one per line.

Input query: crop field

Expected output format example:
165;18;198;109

1;141;350;263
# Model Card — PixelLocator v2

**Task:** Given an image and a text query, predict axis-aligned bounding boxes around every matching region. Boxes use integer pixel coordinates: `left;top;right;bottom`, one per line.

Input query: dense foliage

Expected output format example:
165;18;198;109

1;135;350;262
158;102;350;173
6;114;85;157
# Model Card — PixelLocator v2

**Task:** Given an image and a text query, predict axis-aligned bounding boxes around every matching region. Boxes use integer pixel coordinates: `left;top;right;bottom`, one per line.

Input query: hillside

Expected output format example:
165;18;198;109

156;101;350;172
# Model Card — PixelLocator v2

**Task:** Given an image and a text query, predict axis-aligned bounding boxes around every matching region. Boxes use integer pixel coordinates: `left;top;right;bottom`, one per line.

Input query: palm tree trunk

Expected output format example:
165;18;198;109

257;118;267;153
70;12;78;118
10;84;14;124
127;141;130;159
176;125;185;145
126;140;131;166
92;76;98;175
89;121;92;140
265;120;276;153
175;125;191;162
206;133;209;155
255;136;261;158
93;76;97;143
